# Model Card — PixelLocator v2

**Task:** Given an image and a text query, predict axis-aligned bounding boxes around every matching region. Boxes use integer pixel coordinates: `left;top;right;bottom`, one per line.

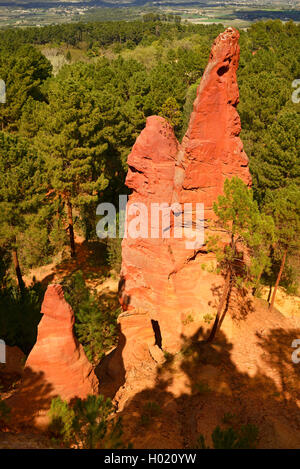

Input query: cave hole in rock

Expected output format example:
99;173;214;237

151;319;162;349
217;57;231;77
128;164;143;175
217;64;229;76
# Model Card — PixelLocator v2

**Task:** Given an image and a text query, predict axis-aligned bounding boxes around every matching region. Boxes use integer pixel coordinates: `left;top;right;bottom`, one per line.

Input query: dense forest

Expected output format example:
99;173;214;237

0;18;299;362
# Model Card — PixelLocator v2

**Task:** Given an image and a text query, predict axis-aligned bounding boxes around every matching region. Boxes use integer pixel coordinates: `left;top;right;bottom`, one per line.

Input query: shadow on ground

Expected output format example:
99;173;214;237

115;324;300;449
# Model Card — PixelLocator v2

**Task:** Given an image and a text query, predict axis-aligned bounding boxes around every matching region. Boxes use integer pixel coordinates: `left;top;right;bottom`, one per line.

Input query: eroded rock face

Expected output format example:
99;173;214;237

115;28;251;376
119;116;182;367
175;27;251;217
25;284;98;401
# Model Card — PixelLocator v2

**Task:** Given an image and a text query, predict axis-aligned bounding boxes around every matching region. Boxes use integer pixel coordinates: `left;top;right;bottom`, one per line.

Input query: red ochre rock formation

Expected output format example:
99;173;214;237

24;284;98;402
114;28;252;378
175;27;251;215
7;285;98;428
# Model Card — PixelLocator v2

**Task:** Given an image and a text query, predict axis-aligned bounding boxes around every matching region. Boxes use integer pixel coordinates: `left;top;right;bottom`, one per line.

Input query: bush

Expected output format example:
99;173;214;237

140;401;162;427
159;97;183;134
191;380;211;395
62;271;119;365
0;399;10;429
106;237;122;273
0;282;45;354
196;424;259;449
203;313;214;324
49;395;128;449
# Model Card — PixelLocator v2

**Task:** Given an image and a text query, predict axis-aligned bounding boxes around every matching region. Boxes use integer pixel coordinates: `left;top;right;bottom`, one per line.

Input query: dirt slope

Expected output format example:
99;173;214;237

104;298;300;449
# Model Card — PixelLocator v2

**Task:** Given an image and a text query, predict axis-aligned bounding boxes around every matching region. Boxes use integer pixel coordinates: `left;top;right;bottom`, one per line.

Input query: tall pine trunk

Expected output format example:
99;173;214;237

267;284;272;304
12;248;25;294
207;268;231;343
269;249;287;312
66;199;76;258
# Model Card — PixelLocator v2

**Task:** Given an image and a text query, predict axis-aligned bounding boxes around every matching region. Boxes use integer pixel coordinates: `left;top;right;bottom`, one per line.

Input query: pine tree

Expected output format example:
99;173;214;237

33;65;114;256
206;178;275;342
0;44;52;131
263;185;300;311
49;394;128;449
0;132;45;291
159;97;182;133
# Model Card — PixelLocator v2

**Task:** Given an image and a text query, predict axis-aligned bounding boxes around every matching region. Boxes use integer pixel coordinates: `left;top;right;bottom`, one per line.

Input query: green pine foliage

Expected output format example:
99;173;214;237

107;237;122;273
206;177;275;341
196;424;259;449
0;132;55;283
263;185;300;306
210;177;276;284
0;20;223;50
49;394;129;449
159;97;183;134
0;44;52;131
238;20;300;204
0;398;10;430
0;282;45;354
264;185;300;259
62;271;119;365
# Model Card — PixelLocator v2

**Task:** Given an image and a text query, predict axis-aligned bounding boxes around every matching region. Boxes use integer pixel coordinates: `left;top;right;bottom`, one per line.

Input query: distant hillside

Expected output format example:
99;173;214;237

2;0;298;6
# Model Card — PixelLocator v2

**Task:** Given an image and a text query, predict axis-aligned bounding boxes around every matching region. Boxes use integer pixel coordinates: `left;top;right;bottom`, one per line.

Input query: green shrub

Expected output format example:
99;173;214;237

0;399;10;429
62;271;119;365
222;412;238;425
196;424;259;449
143;401;162;416
183;314;194;325
140;401;162;427
192;380;211;395
203;313;214;324
106;236;122;273
181;80;199;138
48;396;75;442
49;395;128;449
0;282;45;354
159;97;183;134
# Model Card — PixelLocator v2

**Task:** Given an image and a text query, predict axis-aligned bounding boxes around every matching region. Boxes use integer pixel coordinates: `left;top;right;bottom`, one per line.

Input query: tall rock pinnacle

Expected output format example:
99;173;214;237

175;27;250;216
114;28;252;377
8;284;98;427
25;285;98;400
